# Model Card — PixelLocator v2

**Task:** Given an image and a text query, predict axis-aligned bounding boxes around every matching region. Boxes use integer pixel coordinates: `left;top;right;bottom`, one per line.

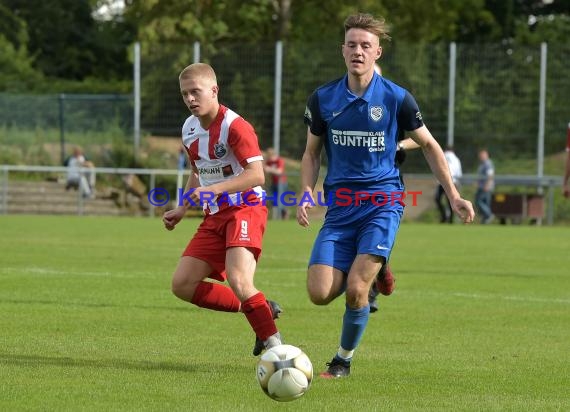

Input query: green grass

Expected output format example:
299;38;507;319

0;216;569;411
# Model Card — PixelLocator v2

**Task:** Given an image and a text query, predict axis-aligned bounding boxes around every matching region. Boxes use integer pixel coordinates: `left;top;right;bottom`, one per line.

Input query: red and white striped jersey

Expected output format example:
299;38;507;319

181;105;264;208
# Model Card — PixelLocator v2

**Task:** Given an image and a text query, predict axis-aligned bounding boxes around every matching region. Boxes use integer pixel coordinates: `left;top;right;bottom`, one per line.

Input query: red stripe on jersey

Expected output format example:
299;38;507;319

228;117;262;167
207;106;227;160
188;139;200;165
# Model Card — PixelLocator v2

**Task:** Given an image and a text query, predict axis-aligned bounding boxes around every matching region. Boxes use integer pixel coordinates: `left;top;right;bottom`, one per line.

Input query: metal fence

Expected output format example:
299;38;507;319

0;93;133;166
0;164;564;224
1;41;569;174
140;40;570;173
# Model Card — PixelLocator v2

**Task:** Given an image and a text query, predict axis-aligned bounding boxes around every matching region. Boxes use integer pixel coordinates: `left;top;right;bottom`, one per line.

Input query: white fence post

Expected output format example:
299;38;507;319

537;43;547;186
447;42;456;148
193;41;201;63
133;42;141;160
273;41;283;155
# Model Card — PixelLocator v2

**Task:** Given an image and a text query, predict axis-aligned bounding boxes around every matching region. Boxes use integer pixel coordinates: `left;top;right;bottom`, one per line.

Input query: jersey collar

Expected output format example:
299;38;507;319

343;72;380;103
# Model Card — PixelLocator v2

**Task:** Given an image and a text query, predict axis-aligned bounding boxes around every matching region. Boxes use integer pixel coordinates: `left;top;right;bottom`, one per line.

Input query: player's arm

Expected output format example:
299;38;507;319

297;129;323;227
398;91;474;223
398;137;420;151
200;160;264;200
300;130;323;196
394;136;420;165
179;165;200;209
408;127;459;199
297;90;326;227
192;118;265;202
163;164;200;231
408;126;474;223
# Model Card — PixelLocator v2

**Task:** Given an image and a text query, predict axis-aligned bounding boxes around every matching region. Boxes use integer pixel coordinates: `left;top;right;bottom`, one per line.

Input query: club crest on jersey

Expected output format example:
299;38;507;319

370;106;384;122
214;142;227;159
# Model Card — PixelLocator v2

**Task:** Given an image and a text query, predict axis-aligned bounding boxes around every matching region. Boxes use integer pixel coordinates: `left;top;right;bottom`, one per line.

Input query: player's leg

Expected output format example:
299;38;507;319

321;254;380;378
369;203;402;303
226;246;282;353
323;205;402;377
368;260;395;313
306;264;346;305
306;223;353;305
224;204;282;354
174;215;243;312
171;256;241;312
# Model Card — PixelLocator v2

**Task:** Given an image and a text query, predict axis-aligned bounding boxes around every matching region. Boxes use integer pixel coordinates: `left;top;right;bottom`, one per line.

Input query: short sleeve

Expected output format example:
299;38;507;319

227;118;263;167
304;91;326;136
397;91;424;132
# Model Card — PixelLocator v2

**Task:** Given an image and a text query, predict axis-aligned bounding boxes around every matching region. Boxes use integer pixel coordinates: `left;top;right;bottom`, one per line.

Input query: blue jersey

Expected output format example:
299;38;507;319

304;73;423;195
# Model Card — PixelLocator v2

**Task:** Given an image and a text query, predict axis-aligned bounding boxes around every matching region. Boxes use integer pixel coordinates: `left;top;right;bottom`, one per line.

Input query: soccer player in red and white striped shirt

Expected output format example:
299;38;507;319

163;63;282;355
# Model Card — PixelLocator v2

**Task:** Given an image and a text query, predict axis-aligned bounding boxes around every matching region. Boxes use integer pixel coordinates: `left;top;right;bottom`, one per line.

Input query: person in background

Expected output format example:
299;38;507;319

435;146;463;223
65;146;95;199
264;147;289;219
475;148;495;224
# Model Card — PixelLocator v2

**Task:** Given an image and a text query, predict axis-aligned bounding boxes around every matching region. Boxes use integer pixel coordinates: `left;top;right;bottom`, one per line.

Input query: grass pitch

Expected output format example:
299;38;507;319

0;215;568;411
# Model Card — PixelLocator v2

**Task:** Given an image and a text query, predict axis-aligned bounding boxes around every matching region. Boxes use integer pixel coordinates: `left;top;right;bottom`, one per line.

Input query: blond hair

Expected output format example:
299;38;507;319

344;13;391;42
179;63;217;84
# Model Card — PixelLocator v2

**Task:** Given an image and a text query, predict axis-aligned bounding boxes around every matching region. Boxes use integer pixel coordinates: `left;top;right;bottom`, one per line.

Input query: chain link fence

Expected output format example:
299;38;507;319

140;41;569;171
0;93;132;167
1;41;569;173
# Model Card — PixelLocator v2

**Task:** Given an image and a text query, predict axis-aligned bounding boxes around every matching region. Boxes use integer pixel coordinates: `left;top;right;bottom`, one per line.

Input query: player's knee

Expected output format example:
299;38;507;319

308;293;330;305
227;275;255;302
170;280;185;299
171;275;195;300
307;286;333;305
345;286;368;309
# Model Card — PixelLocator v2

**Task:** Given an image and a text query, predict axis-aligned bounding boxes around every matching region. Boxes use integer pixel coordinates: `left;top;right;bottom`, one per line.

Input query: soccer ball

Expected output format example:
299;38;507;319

256;344;313;402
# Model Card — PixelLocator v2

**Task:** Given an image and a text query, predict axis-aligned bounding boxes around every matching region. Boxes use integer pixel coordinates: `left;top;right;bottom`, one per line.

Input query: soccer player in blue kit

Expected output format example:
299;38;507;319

297;13;475;378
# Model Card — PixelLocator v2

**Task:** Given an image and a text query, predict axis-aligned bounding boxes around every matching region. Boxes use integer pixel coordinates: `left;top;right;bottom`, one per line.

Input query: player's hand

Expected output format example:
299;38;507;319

189;186;219;206
451;197;475;224
163;206;186;231
296;191;315;227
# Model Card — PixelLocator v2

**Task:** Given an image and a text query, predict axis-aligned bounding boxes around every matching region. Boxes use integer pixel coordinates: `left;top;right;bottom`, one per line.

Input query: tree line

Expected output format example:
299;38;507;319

1;0;569;161
2;0;568;91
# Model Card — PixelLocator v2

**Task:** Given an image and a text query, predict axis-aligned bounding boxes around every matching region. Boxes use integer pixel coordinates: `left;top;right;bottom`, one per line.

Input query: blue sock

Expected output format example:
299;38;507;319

338;304;370;361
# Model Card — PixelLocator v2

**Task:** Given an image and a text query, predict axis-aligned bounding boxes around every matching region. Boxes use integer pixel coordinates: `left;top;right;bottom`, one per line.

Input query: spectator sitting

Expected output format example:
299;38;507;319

66;146;96;198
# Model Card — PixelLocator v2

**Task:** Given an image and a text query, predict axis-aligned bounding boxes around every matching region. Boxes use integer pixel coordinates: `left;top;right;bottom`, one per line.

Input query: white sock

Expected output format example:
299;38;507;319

264;332;282;349
337;346;354;361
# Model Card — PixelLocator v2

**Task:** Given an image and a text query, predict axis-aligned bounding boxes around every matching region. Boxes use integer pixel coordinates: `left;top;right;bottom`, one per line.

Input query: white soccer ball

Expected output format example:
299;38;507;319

256;344;313;402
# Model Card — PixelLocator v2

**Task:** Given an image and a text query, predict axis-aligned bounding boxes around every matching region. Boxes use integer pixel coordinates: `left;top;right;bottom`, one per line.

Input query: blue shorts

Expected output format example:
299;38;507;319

309;188;403;274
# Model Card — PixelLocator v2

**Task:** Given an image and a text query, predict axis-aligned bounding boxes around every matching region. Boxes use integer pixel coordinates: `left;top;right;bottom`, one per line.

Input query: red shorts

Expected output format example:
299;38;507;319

182;204;268;281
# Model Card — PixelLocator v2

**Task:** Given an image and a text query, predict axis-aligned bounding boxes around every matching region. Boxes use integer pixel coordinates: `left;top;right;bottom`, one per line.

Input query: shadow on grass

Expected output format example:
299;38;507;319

0;353;207;373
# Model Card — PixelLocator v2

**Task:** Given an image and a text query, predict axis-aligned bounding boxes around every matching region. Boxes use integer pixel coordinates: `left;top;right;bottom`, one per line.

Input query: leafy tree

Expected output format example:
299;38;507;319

0;35;43;92
0;5;42;91
0;0;134;81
